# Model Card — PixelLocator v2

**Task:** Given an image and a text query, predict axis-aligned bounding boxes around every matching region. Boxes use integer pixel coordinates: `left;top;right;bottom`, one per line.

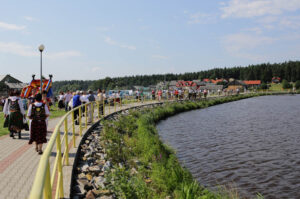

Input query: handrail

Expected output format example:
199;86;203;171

29;100;106;199
29;96;158;199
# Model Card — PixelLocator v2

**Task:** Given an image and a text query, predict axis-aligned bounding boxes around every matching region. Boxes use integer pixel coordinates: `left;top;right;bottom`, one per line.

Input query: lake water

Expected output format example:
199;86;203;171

157;95;300;199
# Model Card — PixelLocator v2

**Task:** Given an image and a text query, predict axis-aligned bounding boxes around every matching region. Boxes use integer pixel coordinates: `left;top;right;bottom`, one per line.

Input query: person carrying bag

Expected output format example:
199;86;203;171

3;90;26;139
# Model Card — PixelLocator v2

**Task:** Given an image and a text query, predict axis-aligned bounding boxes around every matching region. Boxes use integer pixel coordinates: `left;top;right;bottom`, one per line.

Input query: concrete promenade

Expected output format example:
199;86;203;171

0;101;157;199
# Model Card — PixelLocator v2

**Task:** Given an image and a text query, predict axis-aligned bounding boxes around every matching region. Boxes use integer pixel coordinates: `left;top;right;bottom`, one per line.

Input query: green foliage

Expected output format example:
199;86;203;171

52;61;300;92
282;79;292;89
0;113;9;136
295;80;300;89
260;83;268;89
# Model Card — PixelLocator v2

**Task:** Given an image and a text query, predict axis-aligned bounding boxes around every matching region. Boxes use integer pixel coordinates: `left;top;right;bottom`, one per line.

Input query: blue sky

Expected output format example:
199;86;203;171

0;0;300;82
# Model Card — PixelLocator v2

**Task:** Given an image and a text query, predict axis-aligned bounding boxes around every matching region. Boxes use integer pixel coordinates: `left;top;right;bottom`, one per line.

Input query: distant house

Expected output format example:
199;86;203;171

149;85;157;91
227;80;247;91
203;78;211;83
211;79;227;84
272;77;281;84
0;74;28;97
168;80;178;90
176;81;197;90
243;80;261;88
192;80;206;87
133;85;144;91
199;84;223;92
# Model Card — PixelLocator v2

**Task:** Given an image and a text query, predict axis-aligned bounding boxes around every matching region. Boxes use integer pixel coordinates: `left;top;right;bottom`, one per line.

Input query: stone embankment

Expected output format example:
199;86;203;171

71;103;162;199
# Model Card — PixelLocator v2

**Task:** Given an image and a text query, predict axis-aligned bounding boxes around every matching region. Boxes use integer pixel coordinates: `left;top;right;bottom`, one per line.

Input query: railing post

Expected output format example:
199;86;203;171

108;100;110;114
79;107;82;136
85;104;88;129
64;119;69;166
114;98;116;112
43;161;52;199
103;99;105;116
56;131;64;198
97;101;100;119
72;111;76;147
91;103;94;124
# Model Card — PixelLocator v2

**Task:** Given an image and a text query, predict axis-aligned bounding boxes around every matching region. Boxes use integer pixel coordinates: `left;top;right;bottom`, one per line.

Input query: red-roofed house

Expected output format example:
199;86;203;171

176;81;197;88
243;80;261;88
211;79;226;84
272;77;281;84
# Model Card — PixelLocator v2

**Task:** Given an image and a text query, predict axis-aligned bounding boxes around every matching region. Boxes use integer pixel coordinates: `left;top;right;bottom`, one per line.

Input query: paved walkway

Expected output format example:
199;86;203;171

0;101;157;199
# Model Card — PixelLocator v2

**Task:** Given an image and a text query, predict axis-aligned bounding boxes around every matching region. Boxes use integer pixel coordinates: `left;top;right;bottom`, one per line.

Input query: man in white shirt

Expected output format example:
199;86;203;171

64;91;73;112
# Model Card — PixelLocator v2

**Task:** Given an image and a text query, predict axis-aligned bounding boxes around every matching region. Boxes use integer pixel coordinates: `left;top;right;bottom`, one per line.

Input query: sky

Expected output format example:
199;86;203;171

0;0;300;82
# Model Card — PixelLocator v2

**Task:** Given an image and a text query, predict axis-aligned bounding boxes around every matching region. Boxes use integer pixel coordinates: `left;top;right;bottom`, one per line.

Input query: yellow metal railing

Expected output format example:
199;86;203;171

29;95;161;199
28;99;108;199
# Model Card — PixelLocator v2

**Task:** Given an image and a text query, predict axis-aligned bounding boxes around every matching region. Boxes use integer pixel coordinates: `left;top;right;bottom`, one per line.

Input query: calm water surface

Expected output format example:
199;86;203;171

157;95;300;199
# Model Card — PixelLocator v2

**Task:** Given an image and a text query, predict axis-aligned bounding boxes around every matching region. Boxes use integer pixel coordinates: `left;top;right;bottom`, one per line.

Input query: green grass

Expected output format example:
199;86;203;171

268;83;283;91
0;112;9;136
0;104;66;137
49;104;66;119
101;94;266;199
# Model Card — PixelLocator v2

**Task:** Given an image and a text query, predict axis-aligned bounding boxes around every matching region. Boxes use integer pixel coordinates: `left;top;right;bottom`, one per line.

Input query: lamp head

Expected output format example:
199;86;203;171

39;44;45;52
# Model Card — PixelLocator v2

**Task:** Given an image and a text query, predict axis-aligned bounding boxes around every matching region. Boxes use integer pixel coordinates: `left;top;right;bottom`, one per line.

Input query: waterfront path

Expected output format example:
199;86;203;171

0;101;158;199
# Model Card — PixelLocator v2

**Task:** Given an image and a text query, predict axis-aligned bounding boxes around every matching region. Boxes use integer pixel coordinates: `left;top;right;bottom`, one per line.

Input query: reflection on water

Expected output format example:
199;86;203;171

157;95;300;199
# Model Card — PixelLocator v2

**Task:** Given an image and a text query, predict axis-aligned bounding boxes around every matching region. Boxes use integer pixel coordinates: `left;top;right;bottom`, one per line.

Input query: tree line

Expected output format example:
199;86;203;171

52;61;300;93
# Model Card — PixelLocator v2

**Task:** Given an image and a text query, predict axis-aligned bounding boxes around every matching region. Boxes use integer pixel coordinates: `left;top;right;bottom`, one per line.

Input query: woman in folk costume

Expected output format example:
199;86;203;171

58;91;65;110
3;90;26;139
27;93;50;154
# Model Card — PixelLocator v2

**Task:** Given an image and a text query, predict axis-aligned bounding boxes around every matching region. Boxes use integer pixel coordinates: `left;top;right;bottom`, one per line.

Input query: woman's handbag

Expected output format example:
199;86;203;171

23;118;29;131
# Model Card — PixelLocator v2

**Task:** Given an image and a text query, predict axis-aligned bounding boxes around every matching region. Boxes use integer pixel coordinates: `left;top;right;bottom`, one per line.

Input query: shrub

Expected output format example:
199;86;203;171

295;80;300;89
282;79;292;89
260;83;268;89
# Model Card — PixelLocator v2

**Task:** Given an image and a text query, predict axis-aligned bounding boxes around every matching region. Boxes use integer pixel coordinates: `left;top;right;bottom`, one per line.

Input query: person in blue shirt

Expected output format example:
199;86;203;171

73;91;81;125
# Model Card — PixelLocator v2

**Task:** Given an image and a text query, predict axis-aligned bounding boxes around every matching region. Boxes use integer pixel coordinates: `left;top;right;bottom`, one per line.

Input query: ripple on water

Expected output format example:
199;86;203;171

157;95;300;199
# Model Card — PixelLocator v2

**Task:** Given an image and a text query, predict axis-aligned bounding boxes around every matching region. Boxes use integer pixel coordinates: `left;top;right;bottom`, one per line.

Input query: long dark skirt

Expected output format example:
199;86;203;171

58;100;64;109
7;111;23;132
29;120;47;144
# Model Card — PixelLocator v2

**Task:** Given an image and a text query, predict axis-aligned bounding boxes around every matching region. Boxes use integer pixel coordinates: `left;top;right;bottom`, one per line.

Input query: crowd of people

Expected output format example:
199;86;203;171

1;87;244;155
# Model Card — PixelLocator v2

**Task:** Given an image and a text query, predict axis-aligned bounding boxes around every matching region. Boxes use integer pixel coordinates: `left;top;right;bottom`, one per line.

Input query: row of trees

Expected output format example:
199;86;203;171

53;61;300;93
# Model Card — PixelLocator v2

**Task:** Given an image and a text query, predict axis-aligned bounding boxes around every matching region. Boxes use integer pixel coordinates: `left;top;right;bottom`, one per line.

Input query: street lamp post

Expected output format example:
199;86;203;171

39;44;45;94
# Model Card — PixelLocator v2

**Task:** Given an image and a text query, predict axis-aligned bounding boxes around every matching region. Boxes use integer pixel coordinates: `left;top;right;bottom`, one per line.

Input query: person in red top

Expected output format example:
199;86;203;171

157;90;162;101
151;90;155;100
174;89;179;100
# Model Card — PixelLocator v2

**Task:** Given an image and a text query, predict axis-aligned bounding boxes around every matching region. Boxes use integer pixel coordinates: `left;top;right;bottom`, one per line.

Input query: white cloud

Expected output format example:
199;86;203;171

104;36;136;50
0;42;37;56
152;55;168;60
223;33;275;60
0;21;26;30
279;16;300;29
104;37;117;45
221;0;300;18
0;41;81;59
24;16;37;22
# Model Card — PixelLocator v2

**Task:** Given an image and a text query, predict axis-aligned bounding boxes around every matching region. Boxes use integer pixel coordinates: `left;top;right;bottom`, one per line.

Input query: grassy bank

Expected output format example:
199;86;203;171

100;94;267;199
0;112;9;136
